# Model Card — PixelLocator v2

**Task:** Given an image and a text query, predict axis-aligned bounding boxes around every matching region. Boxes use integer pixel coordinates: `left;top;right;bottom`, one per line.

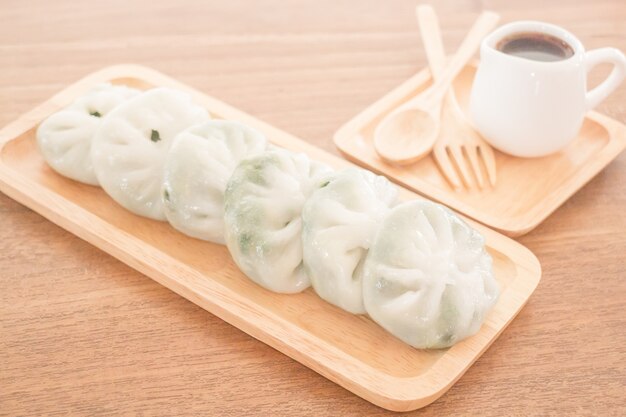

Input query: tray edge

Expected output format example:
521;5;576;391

332;65;626;237
0;64;543;412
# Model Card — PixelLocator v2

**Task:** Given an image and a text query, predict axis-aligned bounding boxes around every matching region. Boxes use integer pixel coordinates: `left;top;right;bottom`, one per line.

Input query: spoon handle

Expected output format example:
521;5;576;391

422;10;500;102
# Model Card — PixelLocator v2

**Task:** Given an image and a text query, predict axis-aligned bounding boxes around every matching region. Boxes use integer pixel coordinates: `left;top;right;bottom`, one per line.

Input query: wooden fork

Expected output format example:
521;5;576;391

417;5;497;189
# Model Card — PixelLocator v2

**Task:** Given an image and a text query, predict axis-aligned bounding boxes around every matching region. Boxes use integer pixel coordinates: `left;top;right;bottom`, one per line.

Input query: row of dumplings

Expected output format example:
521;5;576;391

37;84;499;349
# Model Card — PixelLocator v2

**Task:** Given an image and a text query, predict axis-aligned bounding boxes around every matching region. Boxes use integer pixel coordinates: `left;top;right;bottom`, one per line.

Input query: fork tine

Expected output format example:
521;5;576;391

448;145;474;189
464;145;485;189
433;146;462;189
477;144;497;187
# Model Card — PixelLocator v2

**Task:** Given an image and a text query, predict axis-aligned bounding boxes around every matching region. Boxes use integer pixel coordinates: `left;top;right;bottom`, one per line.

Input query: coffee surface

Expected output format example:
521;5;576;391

497;32;574;62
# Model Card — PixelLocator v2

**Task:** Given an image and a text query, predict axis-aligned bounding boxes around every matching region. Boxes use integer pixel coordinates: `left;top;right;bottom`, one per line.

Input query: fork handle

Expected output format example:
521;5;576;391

416;5;447;80
420;9;500;102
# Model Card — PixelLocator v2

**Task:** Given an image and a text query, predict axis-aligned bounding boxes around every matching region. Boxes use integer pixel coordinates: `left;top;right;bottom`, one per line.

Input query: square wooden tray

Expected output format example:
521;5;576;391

0;65;541;412
334;63;626;237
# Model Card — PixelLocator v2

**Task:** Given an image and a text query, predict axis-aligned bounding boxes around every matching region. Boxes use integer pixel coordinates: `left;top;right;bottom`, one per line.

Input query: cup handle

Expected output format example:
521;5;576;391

585;47;626;110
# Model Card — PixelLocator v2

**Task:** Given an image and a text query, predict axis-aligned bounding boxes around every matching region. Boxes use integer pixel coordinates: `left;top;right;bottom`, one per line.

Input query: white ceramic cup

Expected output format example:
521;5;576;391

470;21;626;158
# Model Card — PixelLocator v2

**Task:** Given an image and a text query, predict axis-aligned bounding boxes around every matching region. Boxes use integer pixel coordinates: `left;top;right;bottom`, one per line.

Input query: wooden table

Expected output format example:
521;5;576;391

1;1;625;415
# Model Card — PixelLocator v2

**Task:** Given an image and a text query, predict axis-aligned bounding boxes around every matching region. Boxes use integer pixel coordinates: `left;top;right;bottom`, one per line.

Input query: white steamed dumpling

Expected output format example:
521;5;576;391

302;168;397;314
91;87;209;220
362;200;499;349
36;83;140;185
224;148;332;293
162;120;267;243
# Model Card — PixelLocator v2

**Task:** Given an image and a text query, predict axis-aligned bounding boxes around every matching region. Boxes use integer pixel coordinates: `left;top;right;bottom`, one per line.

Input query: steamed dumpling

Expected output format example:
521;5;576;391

91;88;209;220
162;120;267;243
362;200;499;349
36;83;140;185
224;149;332;293
302;168;397;314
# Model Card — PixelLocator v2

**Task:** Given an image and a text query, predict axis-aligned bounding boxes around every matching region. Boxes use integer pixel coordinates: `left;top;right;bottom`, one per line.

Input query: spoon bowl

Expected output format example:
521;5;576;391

374;106;439;164
373;10;500;165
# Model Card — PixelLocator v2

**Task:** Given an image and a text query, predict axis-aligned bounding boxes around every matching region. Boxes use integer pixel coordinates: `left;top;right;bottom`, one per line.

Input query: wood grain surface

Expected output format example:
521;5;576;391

1;1;625;416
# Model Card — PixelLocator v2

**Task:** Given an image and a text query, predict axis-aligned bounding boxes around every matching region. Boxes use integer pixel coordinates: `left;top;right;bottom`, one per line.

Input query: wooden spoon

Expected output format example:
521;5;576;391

373;10;500;165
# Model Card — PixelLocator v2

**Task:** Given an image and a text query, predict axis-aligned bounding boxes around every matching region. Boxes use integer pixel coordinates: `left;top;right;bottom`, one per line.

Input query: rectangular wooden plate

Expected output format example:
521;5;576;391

334;63;626;237
0;65;541;412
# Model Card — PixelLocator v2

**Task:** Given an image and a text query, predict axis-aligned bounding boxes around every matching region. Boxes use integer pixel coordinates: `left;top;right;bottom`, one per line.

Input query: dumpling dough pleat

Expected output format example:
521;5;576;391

91;87;208;220
302;168;397;314
36;83;140;185
224;149;332;293
163;120;267;243
362;200;499;349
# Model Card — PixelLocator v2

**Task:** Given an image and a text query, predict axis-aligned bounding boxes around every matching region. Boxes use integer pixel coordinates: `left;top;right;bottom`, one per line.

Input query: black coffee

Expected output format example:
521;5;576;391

497;32;574;62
